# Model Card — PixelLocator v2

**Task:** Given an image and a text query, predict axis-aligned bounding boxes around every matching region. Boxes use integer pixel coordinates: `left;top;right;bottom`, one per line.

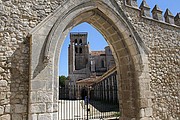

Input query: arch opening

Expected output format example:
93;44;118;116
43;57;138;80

56;8;140;119
59;22;119;119
29;1;151;120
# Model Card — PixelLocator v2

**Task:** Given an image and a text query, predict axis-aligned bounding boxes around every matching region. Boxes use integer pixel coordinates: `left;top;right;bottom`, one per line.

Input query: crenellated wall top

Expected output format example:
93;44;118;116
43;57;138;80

125;0;180;27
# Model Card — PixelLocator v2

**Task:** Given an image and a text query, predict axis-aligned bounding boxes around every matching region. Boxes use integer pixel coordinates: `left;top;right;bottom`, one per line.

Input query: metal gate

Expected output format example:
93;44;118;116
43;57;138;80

59;85;120;120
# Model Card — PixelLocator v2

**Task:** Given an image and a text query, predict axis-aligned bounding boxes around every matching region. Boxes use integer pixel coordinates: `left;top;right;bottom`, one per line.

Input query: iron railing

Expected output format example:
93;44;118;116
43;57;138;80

59;86;119;120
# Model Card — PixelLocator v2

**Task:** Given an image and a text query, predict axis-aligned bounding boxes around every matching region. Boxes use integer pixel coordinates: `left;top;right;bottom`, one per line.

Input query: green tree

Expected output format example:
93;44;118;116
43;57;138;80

59;75;68;87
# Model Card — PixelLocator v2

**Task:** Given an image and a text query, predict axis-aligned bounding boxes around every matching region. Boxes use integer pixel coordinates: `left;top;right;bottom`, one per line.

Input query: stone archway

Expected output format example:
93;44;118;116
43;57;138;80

29;0;151;120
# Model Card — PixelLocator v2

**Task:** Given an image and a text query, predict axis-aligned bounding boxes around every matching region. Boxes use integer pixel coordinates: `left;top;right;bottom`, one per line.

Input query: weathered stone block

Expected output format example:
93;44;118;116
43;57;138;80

53;112;58;120
145;107;152;117
14;104;26;113
0;56;7;61
0;92;6;100
0;67;5;73
0;114;10;120
174;13;180;26
126;0;138;7
31;114;38;120
46;103;53;113
0;80;7;87
139;82;150;91
37;91;53;102
0;99;9;105
151;5;163;21
164;9;174;24
147;99;152;107
31;80;46;90
38;113;52;120
139;108;145;118
5;104;10;113
12;114;22;120
140;0;151;17
139;98;148;108
46;80;53;91
0;106;4;115
53;103;58;112
31;103;46;113
30;92;37;103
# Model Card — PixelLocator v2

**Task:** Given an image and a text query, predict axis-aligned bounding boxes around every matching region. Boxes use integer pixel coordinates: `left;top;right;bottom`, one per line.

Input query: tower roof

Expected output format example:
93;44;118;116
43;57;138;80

70;32;88;36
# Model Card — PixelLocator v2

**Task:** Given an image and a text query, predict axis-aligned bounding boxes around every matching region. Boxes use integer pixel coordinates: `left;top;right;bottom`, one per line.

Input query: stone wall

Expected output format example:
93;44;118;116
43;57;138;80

0;0;65;119
124;1;179;120
0;0;179;120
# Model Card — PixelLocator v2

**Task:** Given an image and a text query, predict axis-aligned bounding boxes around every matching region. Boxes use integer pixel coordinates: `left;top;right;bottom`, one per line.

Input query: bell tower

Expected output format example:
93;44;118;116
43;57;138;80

68;32;90;74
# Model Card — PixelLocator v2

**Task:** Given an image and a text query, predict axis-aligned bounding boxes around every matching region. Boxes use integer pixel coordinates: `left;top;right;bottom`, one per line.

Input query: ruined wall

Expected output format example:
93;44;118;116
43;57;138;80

124;1;180;120
0;0;65;119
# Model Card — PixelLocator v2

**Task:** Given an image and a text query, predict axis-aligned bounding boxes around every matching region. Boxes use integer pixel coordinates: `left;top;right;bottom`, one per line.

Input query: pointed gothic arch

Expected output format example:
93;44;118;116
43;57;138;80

29;0;151;120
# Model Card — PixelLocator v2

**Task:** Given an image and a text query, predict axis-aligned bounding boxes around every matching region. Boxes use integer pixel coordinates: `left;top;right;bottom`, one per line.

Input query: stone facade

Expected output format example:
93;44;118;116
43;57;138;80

68;32;115;99
0;0;179;120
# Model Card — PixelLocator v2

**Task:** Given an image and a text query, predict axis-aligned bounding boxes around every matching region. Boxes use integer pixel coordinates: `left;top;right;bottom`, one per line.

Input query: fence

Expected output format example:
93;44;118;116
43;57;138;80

59;85;119;120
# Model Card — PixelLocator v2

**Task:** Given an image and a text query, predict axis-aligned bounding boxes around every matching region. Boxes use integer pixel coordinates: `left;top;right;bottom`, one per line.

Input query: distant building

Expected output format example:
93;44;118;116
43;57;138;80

76;66;118;103
68;32;117;99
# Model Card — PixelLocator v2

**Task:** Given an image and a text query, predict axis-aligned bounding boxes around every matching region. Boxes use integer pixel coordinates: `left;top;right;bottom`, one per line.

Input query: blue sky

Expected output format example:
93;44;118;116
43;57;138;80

59;0;180;76
59;23;107;76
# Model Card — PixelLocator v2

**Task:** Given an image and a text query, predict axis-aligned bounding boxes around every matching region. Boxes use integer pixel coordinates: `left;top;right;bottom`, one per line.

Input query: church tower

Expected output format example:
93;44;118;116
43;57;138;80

68;32;90;74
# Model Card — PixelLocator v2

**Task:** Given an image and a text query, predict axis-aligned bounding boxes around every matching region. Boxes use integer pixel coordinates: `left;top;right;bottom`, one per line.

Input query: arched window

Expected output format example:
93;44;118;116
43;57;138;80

79;47;82;53
79;39;82;45
74;39;78;45
101;60;105;68
75;47;78;53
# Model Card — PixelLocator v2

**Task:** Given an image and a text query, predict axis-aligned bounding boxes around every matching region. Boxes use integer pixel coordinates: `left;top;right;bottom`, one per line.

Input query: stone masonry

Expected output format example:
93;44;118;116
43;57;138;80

0;0;179;120
0;0;67;119
124;1;179;119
